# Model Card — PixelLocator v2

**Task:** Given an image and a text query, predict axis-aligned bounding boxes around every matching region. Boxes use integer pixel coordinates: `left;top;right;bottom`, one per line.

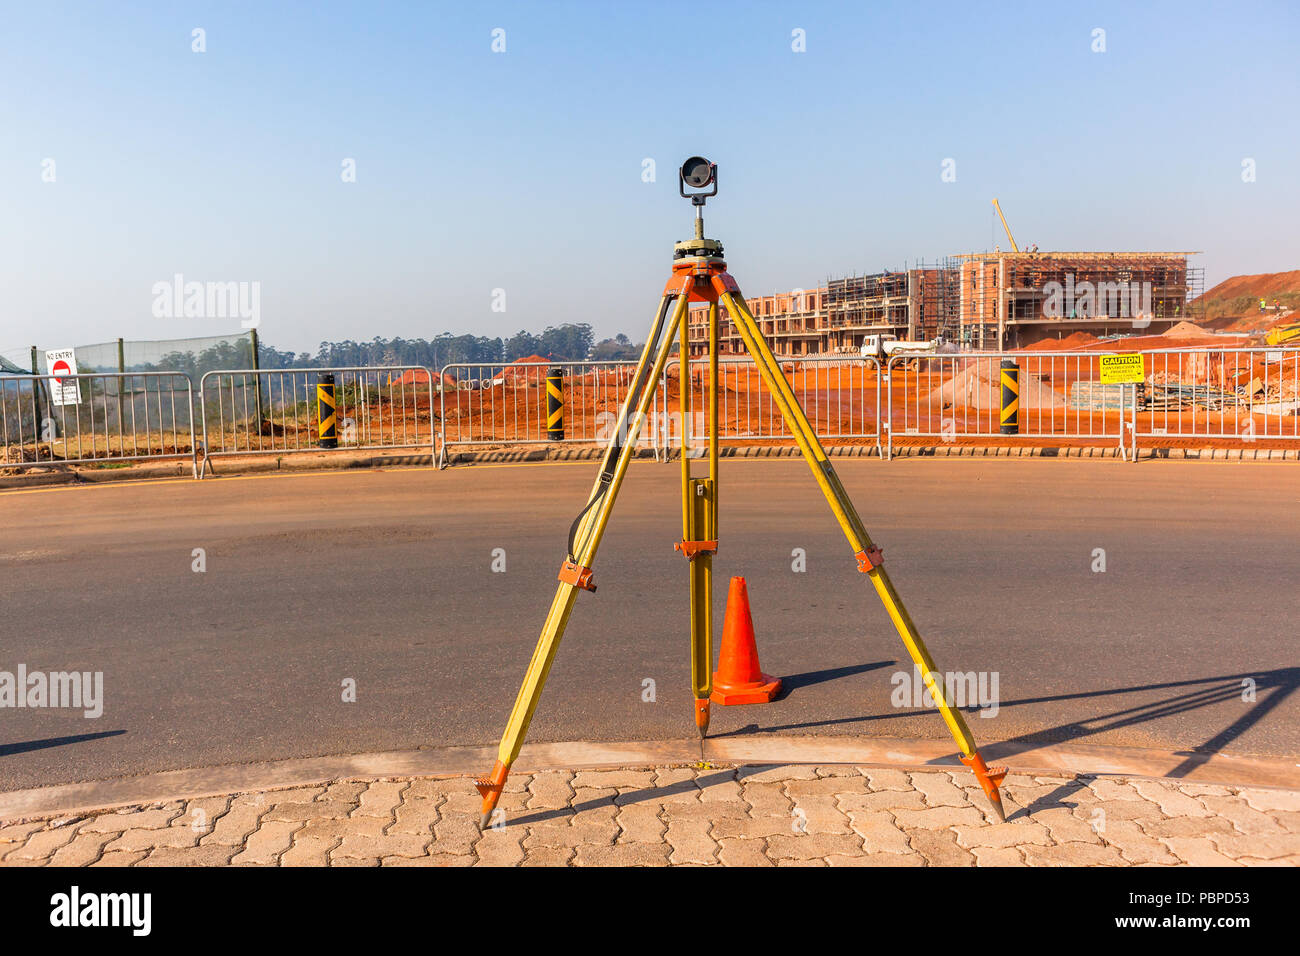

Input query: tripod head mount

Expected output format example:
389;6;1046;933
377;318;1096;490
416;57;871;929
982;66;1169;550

675;156;724;260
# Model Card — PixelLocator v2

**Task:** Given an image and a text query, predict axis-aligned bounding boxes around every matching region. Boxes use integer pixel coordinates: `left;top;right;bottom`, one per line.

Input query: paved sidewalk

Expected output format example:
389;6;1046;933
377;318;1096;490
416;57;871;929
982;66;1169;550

2;765;1298;867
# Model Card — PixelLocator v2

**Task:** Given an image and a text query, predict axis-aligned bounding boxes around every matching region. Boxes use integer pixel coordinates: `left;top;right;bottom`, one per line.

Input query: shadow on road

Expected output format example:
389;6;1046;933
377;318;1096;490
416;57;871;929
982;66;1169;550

0;730;127;759
712;666;1299;777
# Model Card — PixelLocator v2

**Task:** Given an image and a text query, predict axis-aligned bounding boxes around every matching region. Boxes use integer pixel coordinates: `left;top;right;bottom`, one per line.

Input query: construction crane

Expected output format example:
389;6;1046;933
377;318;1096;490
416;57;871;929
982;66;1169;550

991;198;1019;253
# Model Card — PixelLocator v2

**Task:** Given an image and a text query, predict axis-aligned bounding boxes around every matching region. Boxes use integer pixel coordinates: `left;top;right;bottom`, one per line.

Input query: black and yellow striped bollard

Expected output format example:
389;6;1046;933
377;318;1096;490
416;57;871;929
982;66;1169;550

999;359;1019;435
546;368;564;441
317;372;338;448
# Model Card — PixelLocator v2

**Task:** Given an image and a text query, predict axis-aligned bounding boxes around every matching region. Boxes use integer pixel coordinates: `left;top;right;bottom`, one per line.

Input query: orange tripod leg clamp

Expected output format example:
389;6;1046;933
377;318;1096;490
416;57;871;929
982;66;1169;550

474;759;510;828
674;540;718;560
558;559;596;591
855;546;883;572
960;751;1008;823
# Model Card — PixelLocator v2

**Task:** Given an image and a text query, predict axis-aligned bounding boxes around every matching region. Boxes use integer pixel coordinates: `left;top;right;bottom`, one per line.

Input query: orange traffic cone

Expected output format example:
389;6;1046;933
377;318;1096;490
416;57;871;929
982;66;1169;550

711;576;782;705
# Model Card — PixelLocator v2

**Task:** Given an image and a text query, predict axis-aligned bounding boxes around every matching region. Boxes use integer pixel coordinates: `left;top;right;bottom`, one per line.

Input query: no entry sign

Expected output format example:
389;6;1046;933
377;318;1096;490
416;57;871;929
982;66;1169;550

45;349;81;406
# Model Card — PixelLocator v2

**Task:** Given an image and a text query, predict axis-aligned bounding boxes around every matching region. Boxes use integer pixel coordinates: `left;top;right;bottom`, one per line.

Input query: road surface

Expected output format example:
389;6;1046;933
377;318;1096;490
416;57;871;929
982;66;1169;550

1;458;1297;790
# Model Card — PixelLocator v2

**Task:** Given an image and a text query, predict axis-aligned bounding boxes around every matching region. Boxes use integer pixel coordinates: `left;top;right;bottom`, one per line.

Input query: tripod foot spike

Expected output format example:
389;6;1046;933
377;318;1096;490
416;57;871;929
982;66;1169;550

474;759;510;829
961;751;1009;824
694;698;710;738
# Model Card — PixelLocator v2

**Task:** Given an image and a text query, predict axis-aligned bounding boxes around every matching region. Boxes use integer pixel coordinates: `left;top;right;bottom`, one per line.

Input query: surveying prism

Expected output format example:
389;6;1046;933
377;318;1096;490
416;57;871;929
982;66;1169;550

474;158;1008;825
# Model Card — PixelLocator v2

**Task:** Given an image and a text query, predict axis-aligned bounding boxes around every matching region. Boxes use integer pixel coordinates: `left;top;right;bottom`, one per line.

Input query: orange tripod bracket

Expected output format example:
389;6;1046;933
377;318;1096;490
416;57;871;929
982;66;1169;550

558;559;596;592
675;540;718;560
855;546;884;572
961;751;1008;822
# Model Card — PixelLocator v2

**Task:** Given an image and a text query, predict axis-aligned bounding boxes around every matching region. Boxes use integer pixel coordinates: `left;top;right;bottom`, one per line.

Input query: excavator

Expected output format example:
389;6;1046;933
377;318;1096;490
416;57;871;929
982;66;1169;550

1264;319;1300;347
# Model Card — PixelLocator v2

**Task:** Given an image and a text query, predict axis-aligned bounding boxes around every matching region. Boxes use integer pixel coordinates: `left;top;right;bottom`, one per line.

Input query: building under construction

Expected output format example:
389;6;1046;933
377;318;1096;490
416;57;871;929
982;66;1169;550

686;251;1203;356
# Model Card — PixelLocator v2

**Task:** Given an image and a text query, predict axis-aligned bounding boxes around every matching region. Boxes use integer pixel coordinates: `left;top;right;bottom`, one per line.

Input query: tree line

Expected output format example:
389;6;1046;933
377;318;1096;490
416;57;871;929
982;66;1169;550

132;323;646;380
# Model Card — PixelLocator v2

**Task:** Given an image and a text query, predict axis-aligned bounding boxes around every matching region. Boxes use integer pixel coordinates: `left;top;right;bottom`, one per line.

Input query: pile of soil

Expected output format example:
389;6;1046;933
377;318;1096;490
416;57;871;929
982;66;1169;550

924;362;1065;410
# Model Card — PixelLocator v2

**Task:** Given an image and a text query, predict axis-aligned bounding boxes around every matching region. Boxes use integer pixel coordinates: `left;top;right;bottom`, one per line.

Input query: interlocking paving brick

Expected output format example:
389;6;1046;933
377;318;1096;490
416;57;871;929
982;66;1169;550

615;805;665;844
1100;820;1180;865
788;794;853;834
1208;830;1300;861
4;763;1294;867
80;807;179;833
665;819;717;865
474;830;525;866
571;770;655;790
89;850;148;867
6;826;82;861
740;780;794;817
971;846;1025;867
520;845;576;867
230;821;301;865
1130;780;1213;818
281;835;339;867
354;781;407;819
390;798;442;837
953;821;1051;850
1085;777;1146;801
845;809;913;855
908;828;974;866
526;771;574;810
1020;842;1126;866
1195;795;1288;836
48;830;118;867
201;795;265;847
862;768;913;791
766;831;861;861
717;837;772;867
1035;807;1105;845
1239;788;1300;814
573;842;670;866
139;844;238;866
839;788;927;813
1138;815;1235;840
909;772;969;808
1161;837;1241;866
892;805;986;830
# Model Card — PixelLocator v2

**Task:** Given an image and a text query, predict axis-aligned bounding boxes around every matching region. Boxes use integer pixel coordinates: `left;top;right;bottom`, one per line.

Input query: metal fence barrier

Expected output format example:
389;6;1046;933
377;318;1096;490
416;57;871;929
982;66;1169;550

5;349;1297;481
1136;347;1300;448
885;350;1131;458
437;361;663;467
199;366;436;474
0;372;198;476
662;355;882;457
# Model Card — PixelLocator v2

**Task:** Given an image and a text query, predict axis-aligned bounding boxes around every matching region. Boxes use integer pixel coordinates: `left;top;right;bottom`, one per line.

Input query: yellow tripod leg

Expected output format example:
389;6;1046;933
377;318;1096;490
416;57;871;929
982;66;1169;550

718;288;1007;821
475;287;691;827
678;306;717;736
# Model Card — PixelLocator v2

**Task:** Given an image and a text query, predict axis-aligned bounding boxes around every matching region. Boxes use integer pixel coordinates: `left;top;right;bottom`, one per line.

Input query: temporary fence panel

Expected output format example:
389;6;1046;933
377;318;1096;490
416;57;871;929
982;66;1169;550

661;355;882;456
199;367;436;471
437;361;659;466
1137;347;1300;445
0;372;198;475
885;351;1133;458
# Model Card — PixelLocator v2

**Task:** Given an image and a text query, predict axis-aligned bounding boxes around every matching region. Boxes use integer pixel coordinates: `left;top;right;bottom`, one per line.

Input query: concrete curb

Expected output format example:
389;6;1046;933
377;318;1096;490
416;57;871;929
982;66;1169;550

4;442;1297;489
3;735;1296;822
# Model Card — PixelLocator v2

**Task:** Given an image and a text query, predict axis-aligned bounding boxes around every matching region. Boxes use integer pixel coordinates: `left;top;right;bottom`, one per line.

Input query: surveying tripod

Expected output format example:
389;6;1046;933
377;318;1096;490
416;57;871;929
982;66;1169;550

475;157;1007;825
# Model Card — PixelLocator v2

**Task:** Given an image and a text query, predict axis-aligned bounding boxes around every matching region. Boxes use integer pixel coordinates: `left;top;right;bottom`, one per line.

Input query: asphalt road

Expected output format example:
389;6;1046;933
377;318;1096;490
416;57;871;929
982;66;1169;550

2;458;1297;790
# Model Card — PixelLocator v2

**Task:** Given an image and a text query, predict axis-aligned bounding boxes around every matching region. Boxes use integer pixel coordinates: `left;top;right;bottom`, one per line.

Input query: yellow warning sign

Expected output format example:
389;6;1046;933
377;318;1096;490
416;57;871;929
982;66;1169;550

1099;353;1145;384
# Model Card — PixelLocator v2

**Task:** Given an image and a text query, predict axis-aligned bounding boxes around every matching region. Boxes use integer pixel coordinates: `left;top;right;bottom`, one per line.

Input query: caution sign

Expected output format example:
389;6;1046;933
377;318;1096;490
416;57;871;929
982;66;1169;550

44;349;82;406
1099;353;1145;384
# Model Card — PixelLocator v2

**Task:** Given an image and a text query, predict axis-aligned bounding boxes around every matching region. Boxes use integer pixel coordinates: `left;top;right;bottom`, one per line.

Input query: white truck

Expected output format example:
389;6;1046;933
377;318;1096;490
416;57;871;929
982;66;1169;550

860;334;941;360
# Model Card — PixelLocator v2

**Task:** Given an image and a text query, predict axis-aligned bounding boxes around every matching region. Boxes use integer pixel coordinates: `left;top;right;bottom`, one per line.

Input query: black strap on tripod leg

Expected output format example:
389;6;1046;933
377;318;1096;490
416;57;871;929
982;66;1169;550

566;295;674;563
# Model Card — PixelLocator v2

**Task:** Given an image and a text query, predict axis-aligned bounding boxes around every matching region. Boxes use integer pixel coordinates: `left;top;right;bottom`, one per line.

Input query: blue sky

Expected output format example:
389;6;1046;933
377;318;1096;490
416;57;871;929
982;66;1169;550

2;0;1297;358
